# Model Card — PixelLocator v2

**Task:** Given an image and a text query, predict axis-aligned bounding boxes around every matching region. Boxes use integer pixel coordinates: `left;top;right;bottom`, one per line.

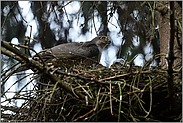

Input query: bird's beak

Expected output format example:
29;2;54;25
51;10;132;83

107;38;111;44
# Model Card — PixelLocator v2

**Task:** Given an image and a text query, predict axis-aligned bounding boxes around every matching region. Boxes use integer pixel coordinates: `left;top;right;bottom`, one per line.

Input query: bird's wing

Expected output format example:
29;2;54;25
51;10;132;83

41;42;99;59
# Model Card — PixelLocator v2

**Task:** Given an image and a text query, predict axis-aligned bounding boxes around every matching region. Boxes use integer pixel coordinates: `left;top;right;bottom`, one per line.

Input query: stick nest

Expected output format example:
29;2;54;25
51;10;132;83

1;56;182;122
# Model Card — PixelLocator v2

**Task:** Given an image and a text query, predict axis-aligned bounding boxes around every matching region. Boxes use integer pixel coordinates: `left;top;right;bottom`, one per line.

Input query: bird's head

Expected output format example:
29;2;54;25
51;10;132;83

92;36;111;52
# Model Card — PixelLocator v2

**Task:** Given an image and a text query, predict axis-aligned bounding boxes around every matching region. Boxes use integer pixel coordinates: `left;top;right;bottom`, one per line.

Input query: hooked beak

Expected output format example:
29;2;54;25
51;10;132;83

107;40;111;44
107;37;111;44
107;38;111;44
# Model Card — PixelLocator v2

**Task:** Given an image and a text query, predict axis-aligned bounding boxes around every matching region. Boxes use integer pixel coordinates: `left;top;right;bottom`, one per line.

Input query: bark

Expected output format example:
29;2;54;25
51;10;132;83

157;1;182;69
157;1;182;112
156;1;170;69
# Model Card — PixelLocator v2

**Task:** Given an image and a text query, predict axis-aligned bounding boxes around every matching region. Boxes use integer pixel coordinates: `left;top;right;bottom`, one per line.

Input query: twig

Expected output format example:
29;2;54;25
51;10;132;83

1;1;18;34
52;3;59;24
98;70;153;82
144;75;152;118
59;94;68;115
77;1;84;26
44;2;52;31
94;87;101;111
72;107;96;122
54;68;108;84
109;82;113;115
37;81;54;87
65;105;75;117
16;3;28;23
117;8;128;58
8;42;45;66
57;1;72;11
1;63;26;87
63;6;70;24
1;71;34;97
118;83;122;121
92;5;98;35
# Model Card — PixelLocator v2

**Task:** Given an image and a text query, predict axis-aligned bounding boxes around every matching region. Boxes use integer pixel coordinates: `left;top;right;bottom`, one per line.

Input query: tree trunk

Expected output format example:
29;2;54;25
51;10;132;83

157;1;182;113
157;1;182;69
157;1;169;69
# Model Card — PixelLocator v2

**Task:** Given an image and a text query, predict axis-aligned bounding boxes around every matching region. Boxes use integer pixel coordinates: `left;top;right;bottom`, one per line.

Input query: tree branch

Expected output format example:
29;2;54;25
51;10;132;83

1;40;90;101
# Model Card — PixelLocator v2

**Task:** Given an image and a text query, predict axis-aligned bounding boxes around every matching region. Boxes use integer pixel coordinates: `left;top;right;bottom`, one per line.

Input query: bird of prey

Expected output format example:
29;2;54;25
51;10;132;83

15;36;111;72
40;36;111;62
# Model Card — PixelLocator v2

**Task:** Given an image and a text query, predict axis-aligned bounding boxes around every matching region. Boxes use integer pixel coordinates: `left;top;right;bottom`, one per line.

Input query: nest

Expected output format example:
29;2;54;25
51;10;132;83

1;55;182;122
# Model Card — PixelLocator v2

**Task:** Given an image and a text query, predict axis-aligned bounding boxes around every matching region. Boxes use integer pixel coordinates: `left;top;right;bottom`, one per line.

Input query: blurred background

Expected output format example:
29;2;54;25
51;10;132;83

1;1;160;109
1;1;160;67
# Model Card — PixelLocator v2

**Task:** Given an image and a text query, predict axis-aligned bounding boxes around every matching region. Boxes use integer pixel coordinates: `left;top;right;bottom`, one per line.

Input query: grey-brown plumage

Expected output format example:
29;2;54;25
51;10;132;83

16;36;110;73
40;36;111;62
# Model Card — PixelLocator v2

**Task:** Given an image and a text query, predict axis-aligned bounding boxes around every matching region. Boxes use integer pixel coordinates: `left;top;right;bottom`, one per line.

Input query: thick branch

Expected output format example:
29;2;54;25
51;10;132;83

1;40;89;101
1;47;23;62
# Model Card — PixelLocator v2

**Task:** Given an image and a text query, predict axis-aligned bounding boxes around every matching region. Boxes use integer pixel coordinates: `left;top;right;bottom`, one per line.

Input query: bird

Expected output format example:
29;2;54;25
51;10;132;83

15;36;111;72
40;36;111;62
37;36;110;92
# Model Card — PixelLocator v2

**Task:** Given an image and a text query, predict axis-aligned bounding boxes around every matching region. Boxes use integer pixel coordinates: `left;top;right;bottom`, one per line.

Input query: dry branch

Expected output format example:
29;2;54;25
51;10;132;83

1;40;88;101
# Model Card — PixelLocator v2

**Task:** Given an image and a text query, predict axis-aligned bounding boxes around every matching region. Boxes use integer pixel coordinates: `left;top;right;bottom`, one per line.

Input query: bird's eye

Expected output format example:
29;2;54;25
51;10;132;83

100;37;105;40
